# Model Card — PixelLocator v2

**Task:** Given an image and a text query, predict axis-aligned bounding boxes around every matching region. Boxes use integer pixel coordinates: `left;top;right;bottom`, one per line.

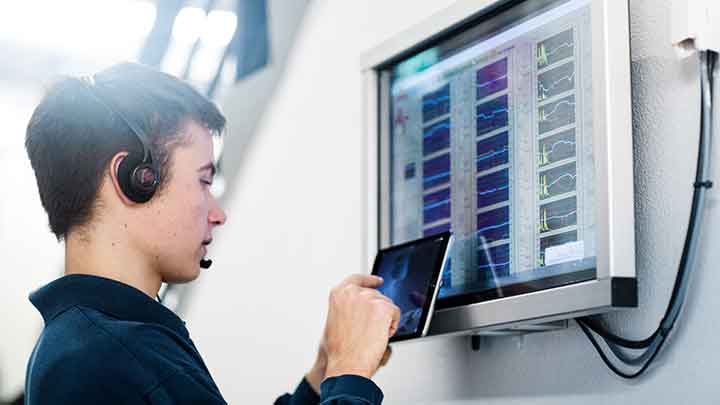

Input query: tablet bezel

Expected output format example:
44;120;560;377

371;231;453;342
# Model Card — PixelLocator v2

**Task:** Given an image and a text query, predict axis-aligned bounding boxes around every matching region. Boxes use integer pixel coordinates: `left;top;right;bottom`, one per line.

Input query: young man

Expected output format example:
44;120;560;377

23;63;400;404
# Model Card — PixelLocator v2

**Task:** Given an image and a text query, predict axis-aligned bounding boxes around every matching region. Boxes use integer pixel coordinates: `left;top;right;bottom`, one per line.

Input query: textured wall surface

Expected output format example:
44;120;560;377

184;0;719;403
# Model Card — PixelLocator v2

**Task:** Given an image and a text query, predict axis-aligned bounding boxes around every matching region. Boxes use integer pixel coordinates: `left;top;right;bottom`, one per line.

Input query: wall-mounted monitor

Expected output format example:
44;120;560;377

362;0;636;336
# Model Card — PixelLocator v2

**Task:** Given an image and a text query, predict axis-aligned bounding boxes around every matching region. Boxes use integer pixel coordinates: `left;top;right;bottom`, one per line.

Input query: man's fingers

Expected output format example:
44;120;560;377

388;304;401;337
343;274;384;288
375;292;394;306
362;288;394;305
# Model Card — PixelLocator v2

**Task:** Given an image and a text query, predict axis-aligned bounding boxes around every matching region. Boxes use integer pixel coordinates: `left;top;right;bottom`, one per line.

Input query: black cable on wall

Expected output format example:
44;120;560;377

577;50;717;379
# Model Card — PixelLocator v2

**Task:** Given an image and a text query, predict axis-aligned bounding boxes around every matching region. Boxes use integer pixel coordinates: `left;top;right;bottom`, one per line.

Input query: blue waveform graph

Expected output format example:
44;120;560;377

476;58;508;100
477;243;511;280
539;196;577;233
476;131;509;172
477;94;509;136
423;187;451;224
423;153;451;190
537;28;574;68
476;168;510;209
476;205;510;244
422;84;450;123
538;61;575;101
538;94;575;134
423;118;451;156
538;128;576;166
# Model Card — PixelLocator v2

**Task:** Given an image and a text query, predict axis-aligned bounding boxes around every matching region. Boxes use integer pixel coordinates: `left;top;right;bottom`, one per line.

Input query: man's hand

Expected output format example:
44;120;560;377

305;343;328;394
305;341;392;394
305;274;398;393
318;274;400;381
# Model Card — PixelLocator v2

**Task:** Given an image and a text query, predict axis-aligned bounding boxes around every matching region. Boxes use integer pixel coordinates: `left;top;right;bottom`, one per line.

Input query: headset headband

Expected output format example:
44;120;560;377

79;75;153;164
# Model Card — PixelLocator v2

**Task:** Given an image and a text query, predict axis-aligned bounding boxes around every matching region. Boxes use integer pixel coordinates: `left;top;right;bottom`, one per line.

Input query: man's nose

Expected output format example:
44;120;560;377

209;198;227;226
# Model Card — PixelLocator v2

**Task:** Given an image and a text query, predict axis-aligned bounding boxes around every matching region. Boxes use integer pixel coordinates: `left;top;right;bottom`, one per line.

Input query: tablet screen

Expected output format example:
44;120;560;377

373;232;451;341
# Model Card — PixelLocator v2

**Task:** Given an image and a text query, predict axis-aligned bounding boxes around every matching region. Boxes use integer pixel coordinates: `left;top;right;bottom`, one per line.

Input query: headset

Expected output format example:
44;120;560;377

79;75;160;203
80;75;212;270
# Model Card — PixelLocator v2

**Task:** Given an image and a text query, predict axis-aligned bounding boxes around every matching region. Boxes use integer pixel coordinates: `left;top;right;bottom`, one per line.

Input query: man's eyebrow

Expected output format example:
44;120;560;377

197;162;216;176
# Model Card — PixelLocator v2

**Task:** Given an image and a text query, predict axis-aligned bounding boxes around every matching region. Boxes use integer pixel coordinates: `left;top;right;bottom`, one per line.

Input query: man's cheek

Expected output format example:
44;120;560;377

189;201;208;229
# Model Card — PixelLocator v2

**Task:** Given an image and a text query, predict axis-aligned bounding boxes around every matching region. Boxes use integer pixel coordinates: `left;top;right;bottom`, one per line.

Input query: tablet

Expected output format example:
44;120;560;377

372;231;453;342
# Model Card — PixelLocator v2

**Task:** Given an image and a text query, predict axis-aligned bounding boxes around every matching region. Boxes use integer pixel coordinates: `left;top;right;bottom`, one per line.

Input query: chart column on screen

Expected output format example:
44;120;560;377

421;83;453;236
534;27;582;267
421;83;457;290
473;55;513;285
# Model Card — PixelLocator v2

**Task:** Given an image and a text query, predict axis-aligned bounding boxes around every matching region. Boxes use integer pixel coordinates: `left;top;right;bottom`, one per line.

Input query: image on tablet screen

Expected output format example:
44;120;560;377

376;240;442;336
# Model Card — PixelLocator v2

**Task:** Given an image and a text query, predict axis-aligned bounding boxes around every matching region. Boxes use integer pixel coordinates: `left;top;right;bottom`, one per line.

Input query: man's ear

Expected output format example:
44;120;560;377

108;152;136;206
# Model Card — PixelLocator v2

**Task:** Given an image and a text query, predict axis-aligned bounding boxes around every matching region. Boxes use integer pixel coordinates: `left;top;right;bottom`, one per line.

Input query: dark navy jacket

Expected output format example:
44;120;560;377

25;275;384;404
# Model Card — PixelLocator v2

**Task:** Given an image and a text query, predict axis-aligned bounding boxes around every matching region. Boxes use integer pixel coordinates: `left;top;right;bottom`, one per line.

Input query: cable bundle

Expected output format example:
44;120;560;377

576;50;717;379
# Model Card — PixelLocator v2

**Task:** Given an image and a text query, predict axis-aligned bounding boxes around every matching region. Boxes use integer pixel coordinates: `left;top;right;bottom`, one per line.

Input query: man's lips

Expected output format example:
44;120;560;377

201;238;212;257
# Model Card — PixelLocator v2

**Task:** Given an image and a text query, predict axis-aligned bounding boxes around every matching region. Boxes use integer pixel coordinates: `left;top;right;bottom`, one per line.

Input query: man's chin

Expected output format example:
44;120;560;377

163;267;201;284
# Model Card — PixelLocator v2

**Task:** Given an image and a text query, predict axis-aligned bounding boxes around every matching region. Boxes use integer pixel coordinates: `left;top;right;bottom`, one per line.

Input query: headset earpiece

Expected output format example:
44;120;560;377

117;152;160;203
78;79;161;203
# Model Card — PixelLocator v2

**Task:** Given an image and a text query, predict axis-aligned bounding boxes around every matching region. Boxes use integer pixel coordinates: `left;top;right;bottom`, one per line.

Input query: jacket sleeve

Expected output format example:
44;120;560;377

275;375;383;405
275;378;321;405
319;375;384;405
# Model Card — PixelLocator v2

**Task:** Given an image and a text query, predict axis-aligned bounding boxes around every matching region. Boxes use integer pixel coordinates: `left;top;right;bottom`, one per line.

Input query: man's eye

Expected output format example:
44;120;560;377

201;179;213;186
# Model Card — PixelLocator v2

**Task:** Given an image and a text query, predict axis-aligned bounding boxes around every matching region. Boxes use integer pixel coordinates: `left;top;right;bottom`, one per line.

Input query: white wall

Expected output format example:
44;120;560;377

0;83;63;400
185;0;720;403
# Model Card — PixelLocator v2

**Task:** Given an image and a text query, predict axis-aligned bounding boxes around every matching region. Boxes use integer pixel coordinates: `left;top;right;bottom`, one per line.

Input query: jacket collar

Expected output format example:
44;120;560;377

30;274;188;338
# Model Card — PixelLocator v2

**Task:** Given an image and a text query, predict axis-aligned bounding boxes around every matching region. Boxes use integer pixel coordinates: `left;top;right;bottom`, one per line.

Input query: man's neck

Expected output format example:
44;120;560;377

64;230;162;299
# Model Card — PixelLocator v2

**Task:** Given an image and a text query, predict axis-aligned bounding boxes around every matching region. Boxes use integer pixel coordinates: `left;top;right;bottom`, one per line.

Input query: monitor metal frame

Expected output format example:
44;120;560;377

361;0;636;337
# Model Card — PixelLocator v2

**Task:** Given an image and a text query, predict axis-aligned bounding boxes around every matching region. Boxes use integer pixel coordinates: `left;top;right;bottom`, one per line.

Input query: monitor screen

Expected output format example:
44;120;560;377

374;234;449;338
385;0;597;308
